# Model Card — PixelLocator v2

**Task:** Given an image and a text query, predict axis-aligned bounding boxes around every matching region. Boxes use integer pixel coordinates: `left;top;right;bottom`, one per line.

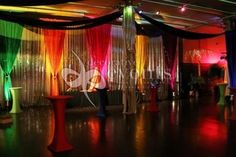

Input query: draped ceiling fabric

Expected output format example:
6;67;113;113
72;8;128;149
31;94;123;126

0;0;80;6
43;29;65;96
122;6;137;114
135;22;162;38
135;9;224;39
0;10;122;30
85;24;112;89
162;32;177;91
0;20;23;102
135;35;148;92
225;31;236;88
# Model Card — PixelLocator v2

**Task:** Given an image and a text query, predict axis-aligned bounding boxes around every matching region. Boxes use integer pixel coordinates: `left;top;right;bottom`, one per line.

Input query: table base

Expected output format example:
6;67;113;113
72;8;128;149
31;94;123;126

146;104;159;112
10;108;22;114
48;142;73;152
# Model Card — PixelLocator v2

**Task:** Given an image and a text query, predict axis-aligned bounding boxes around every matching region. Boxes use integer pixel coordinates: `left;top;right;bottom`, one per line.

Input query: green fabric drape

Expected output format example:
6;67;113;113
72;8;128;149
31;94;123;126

0;20;23;101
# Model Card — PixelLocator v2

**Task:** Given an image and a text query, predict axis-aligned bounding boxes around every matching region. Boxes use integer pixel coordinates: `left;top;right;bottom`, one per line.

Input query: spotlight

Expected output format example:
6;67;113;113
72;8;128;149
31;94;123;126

155;11;160;15
138;10;143;14
180;5;186;12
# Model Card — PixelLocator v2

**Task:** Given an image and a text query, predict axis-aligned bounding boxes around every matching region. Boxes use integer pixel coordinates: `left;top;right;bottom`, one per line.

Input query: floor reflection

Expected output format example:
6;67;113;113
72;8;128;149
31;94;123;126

0;96;236;157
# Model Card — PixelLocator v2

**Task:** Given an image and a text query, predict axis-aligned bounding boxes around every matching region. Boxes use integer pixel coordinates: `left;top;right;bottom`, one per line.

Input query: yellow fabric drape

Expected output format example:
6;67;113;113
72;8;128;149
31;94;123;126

135;35;148;92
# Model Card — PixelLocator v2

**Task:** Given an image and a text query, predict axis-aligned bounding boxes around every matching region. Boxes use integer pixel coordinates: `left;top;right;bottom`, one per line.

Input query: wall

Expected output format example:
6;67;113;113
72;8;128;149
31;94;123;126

181;26;226;97
183;26;226;64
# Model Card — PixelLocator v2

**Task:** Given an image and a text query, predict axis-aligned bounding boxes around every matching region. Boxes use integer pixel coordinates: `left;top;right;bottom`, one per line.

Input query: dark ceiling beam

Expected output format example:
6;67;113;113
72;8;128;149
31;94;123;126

0;0;81;6
218;0;236;5
143;11;209;24
0;5;85;17
136;18;190;28
25;6;86;14
142;0;233;15
68;2;114;9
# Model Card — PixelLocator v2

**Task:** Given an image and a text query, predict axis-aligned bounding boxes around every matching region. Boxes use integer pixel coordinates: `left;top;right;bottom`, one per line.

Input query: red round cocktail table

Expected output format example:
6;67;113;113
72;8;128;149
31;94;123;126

46;95;73;152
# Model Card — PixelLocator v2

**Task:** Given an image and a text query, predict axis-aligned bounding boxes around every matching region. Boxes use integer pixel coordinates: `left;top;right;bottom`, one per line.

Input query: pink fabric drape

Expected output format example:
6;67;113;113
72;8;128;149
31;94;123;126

85;24;111;86
43;29;65;95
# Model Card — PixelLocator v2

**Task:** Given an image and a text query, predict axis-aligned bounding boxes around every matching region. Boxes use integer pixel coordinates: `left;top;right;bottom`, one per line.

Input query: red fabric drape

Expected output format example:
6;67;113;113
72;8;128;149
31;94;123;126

85;24;111;88
43;29;65;95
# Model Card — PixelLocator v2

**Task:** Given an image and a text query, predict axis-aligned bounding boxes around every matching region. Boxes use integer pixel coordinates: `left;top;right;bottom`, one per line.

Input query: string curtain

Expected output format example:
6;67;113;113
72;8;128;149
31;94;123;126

85;24;111;88
12;27;46;106
147;37;168;99
123;7;136;51
135;35;148;92
43;29;65;95
122;6;137;113
61;29;90;92
6;25;167;106
0;20;23;101
108;25;124;90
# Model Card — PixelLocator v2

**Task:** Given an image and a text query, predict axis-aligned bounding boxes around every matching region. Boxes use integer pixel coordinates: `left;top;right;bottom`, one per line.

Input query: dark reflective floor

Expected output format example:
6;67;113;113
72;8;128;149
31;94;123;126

1;96;236;157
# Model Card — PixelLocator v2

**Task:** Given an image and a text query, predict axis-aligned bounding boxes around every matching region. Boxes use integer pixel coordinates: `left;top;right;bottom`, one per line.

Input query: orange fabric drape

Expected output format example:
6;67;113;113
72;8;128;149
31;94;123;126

43;29;65;95
135;35;148;92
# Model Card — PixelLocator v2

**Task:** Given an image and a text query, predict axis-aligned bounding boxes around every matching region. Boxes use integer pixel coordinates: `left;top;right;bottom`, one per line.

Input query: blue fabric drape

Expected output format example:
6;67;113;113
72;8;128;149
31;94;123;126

226;31;236;88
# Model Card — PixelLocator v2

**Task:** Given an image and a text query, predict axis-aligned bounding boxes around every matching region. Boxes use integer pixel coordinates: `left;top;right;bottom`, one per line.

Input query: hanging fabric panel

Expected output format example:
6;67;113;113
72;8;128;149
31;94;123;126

12;27;46;106
122;6;137;113
135;35;148;92
0;20;23;101
162;32;177;91
226;31;236;88
6;25;167;106
108;25;124;90
85;24;111;88
43;29;65;96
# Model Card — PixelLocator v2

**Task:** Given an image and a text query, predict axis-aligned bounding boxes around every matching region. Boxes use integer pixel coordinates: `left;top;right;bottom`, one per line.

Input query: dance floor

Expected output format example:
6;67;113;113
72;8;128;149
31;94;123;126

1;96;236;157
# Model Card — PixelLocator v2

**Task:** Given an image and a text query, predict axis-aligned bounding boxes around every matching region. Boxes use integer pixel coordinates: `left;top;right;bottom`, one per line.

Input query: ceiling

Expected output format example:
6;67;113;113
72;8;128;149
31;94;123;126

0;0;236;30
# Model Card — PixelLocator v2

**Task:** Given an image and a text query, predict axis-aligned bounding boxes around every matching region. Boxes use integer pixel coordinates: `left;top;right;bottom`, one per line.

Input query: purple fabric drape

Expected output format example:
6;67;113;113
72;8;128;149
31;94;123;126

162;32;177;90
